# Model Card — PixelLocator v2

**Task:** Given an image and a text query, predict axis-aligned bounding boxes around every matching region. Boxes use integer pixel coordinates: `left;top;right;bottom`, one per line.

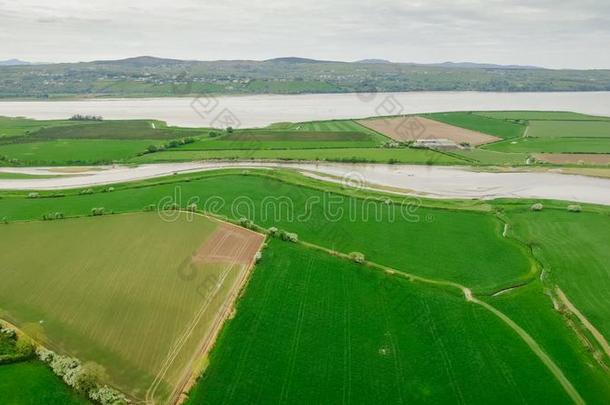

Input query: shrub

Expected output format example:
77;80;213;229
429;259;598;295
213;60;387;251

1;216;7;224
80;188;94;195
89;386;128;405
186;203;198;212
567;204;582;213
239;217;253;229
254;251;262;263
349;252;366;264
268;226;279;236
27;192;40;199
143;204;155;212
105;187;114;193
90;207;105;216
279;231;298;242
531;203;544;212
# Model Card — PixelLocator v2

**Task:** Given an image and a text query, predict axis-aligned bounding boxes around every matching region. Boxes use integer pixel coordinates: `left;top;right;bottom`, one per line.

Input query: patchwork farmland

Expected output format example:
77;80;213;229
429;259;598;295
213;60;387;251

1;112;610;405
0;212;264;404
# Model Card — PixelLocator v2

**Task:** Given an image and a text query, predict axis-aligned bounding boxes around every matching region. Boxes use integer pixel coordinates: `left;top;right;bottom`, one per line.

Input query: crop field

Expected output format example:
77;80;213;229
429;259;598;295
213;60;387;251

285;119;378;133
358;116;501;145
0;361;89;404
0;212;265;403
473;111;610;121
449;148;529;165
177;130;382;150
534;153;610;165
0;171;531;292
484;137;610;154
28;120;208;140
527;120;610;138
186;240;586;404
507;209;610;339
0;116;81;138
132;147;464;164
0;139;158;164
425;112;525;139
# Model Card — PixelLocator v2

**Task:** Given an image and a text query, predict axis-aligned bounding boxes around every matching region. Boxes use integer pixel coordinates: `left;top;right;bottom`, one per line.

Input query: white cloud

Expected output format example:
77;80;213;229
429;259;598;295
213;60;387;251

0;0;608;68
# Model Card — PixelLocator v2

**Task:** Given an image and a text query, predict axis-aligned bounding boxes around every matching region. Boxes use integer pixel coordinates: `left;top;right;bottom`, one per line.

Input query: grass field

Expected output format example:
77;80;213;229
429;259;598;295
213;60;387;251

527;120;610;138
488;282;610;404
474;111;610;121
0;117;80;139
283;119;381;134
507;209;610;339
29;120;208;140
132;147;465;164
177;130;382;150
185;240;576;404
0;171;531;292
0;139;159;164
0;212;264;403
449;148;530;165
484;137;610;154
0;361;89;404
426;112;525;139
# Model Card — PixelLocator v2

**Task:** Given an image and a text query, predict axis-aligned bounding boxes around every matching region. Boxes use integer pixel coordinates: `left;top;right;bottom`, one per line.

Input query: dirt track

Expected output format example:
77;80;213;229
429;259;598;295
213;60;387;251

357;116;501;146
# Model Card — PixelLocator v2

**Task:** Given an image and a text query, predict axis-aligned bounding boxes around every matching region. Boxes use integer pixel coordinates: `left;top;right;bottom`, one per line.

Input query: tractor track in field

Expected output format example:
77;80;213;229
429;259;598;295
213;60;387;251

299;240;586;405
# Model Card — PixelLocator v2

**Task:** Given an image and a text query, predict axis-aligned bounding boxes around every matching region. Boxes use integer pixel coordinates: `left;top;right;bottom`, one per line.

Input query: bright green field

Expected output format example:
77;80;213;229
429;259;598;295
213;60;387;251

0;172;61;179
426;112;525;139
30;120;207;140
527;120;610;138
488;282;610;404
186;240;574;404
484;137;610;153
0;361;89;404
0;171;530;292
0;139;158;164
132;147;464;164
507;209;610;339
0;212;247;403
285;119;379;133
474;111;610;121
449;148;530;165
177;130;382;150
0;116;79;138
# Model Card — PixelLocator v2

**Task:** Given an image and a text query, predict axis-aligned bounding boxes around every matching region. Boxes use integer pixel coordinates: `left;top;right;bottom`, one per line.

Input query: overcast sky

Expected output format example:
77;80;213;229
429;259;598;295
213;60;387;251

1;0;609;68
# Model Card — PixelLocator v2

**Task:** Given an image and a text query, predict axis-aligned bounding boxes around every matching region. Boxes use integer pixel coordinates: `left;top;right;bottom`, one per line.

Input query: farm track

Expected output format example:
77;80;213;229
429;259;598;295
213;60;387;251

556;288;610;361
298;239;585;404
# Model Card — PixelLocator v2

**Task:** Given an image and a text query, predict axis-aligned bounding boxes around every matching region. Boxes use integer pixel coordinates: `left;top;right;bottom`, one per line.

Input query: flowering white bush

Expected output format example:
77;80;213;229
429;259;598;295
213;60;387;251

89;386;129;405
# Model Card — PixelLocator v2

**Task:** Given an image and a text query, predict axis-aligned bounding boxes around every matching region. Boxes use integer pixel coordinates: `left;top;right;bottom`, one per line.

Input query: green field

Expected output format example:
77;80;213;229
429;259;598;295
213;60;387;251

507;209;610;339
132;147;464;164
0;171;530;292
0;117;81;139
474;111;610;121
186;240;585;404
527;120;610;138
426;112;526;139
0;361;89;404
449;148;530;165
177;130;382;150
283;119;380;133
29;120;207;140
0;139;158;164
0;212;252;403
484;137;610;154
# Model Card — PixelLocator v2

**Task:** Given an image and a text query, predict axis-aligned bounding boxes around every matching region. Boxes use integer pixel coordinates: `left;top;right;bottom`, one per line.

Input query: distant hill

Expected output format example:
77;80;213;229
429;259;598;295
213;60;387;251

0;55;608;98
0;59;30;66
431;61;543;70
264;57;332;64
356;59;392;64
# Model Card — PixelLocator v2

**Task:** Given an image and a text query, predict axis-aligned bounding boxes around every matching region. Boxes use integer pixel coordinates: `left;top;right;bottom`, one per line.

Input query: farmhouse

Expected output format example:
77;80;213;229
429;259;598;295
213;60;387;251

412;138;460;150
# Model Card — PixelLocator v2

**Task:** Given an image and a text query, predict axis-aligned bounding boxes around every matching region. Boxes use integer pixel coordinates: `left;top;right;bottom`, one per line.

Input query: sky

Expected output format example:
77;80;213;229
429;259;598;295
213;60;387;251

1;0;609;69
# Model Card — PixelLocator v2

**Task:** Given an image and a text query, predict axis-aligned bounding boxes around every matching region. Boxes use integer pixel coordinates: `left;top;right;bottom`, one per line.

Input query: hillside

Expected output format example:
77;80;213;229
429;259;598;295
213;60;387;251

1;56;609;98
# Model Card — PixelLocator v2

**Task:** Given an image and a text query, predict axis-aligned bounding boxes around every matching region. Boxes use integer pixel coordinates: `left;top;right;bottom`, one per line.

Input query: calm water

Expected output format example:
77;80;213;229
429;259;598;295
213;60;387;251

1;92;610;128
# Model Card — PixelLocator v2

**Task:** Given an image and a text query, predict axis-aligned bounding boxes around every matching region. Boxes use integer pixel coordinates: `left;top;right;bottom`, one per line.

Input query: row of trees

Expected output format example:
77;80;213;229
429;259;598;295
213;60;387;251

69;114;103;121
